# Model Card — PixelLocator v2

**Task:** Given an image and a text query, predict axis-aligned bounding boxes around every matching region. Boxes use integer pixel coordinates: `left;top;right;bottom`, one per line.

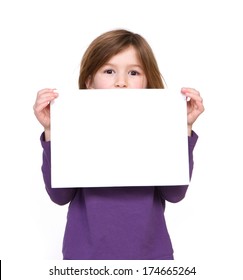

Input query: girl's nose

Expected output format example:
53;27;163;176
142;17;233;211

115;75;127;88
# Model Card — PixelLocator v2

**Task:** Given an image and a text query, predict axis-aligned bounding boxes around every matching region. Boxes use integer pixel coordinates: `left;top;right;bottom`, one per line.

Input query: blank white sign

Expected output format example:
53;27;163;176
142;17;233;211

50;89;189;188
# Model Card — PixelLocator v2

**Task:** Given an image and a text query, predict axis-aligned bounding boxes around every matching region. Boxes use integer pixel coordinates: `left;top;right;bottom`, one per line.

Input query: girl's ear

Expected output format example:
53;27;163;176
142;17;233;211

85;76;93;89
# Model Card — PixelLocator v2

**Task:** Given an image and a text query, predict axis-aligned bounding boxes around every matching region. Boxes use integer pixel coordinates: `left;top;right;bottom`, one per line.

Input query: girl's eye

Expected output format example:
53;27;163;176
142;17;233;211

129;70;139;76
104;69;114;74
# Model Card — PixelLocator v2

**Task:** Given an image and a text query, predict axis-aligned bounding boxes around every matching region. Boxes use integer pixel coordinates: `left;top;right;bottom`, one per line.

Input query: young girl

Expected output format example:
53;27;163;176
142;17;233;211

33;29;204;260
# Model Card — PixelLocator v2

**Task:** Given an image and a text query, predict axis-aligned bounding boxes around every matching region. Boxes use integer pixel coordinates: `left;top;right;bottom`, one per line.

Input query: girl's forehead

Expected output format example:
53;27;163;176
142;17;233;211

106;46;141;63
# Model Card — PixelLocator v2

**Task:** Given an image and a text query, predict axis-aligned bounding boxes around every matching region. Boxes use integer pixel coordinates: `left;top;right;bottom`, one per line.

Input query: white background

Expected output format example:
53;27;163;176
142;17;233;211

0;0;243;278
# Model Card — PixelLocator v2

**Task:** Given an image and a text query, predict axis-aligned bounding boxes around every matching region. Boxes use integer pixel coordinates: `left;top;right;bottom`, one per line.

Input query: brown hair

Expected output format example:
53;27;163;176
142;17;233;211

78;29;165;89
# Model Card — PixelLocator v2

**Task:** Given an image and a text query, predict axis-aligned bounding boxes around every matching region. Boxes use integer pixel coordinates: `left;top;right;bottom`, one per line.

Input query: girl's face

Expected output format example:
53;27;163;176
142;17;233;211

86;46;148;89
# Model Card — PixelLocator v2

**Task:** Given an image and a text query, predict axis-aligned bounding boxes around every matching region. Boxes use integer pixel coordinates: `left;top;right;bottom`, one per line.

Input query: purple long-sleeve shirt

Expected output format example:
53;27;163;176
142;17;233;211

41;131;198;260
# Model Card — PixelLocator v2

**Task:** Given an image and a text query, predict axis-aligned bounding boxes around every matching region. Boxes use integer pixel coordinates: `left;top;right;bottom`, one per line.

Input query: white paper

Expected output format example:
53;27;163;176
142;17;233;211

50;89;189;188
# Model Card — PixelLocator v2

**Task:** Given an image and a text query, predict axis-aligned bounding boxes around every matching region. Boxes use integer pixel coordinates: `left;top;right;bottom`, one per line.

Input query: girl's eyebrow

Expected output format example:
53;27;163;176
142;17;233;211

103;63;143;68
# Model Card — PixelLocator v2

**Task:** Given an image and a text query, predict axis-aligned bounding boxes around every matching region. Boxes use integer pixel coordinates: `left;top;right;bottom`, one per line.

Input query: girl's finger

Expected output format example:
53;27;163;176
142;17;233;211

181;87;200;95
33;101;50;114
37;88;57;96
34;90;58;108
182;91;203;103
34;93;58;114
35;93;58;106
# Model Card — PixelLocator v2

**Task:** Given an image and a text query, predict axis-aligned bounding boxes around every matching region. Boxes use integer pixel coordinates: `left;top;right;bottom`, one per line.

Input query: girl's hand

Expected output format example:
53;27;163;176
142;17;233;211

33;88;58;140
181;87;204;136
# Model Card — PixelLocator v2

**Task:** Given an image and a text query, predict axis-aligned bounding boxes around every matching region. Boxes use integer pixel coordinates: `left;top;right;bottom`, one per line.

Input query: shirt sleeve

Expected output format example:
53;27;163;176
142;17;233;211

40;132;77;205
157;130;198;203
